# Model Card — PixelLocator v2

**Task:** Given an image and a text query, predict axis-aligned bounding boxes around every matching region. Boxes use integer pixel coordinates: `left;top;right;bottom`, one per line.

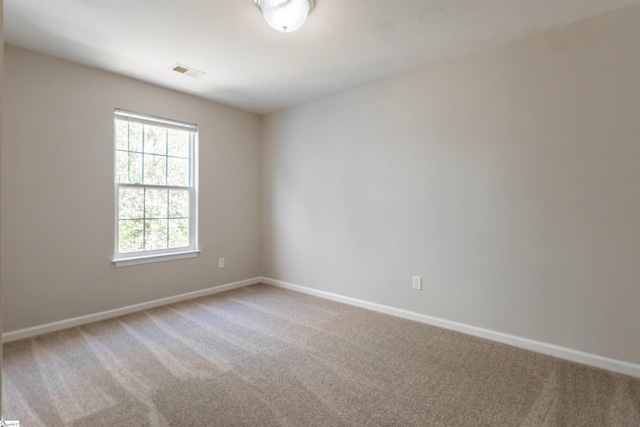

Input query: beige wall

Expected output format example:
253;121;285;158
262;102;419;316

2;45;262;332
1;0;4;416
262;6;640;364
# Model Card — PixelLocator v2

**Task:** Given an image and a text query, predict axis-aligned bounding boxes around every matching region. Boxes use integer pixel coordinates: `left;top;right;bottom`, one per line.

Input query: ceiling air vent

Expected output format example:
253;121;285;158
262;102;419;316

170;64;206;79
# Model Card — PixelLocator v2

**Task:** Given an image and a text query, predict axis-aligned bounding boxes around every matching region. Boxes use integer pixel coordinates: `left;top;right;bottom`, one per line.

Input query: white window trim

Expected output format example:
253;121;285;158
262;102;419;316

112;109;199;267
114;250;201;268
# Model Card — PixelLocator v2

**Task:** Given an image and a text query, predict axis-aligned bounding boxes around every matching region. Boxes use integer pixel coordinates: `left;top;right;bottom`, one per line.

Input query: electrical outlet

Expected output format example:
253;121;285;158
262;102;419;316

218;258;225;269
412;276;422;290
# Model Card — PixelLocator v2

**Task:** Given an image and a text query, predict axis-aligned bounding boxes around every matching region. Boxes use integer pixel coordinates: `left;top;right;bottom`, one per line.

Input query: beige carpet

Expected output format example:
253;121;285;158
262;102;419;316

2;284;639;426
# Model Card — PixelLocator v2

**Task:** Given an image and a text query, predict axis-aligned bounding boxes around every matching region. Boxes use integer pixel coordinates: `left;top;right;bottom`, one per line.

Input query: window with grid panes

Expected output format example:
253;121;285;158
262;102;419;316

113;110;198;266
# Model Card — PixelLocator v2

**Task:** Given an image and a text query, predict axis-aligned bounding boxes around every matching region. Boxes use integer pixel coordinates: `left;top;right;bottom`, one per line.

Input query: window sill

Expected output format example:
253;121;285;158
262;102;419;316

113;250;200;267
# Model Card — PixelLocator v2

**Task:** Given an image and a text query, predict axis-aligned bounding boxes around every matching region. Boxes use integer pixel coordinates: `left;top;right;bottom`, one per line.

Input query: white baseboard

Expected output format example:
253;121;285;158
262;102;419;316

6;275;638;379
261;277;640;379
2;277;262;343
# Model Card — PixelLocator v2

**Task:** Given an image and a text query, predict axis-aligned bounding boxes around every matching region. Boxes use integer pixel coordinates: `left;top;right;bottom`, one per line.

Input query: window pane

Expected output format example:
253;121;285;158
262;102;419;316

167;157;189;187
168;129;190;158
116;152;142;184
115;119;129;151
144;124;167;155
143;154;167;185
119;219;144;253
115;111;197;258
168;219;189;248
129;121;144;153
145;219;168;251
169;190;189;218
145;188;168;219
119;187;144;219
115;151;129;183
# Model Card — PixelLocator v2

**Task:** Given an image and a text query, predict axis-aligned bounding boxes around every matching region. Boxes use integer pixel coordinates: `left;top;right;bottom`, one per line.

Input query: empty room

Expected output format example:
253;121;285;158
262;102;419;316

1;0;639;425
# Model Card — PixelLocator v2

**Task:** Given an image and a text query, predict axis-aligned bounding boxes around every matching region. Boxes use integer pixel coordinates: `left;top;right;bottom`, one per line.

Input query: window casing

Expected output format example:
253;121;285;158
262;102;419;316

113;110;198;266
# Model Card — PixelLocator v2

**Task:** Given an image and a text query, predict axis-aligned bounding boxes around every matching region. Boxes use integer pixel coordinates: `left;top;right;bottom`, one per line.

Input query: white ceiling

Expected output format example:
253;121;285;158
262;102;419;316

5;0;638;114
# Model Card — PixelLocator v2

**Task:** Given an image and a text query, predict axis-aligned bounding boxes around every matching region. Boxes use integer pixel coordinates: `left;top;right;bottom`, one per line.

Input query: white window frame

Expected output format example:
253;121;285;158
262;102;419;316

113;109;199;267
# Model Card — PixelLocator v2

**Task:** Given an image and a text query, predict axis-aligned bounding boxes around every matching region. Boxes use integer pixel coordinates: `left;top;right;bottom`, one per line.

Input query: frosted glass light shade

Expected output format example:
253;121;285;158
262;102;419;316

255;0;314;33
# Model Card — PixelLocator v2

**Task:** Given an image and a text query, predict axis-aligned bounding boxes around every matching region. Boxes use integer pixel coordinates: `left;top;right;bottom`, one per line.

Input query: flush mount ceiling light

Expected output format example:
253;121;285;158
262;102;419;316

254;0;315;33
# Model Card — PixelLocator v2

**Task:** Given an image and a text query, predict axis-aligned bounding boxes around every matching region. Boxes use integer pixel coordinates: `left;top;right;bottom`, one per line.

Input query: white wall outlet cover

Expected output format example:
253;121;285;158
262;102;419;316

412;276;422;290
218;258;225;268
